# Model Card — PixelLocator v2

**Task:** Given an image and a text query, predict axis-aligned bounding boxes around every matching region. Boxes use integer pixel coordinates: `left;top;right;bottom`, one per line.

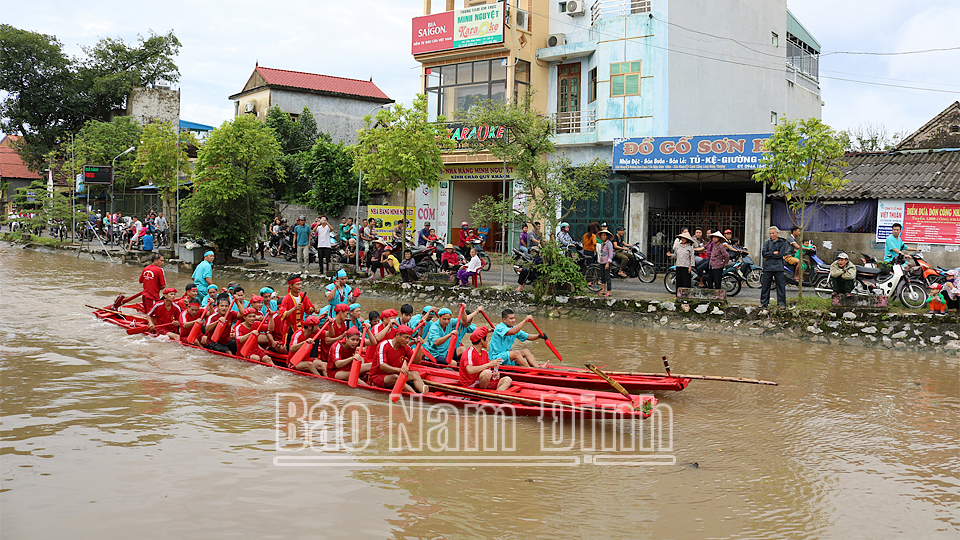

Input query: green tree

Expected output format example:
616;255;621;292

0;25;180;171
460;91;610;294
264;106;326;202
303;138;367;216
73;117;143;192
352;94;453;227
134;121;197;223
14;177;83;236
753;117;848;296
181;115;284;261
0;25;79;170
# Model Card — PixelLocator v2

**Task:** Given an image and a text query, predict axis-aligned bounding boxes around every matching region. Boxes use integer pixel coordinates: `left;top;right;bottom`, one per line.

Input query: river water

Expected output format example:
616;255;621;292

1;245;957;539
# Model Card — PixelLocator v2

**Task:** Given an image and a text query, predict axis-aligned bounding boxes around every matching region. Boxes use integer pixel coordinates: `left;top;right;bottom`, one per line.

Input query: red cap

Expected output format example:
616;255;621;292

162;287;176;295
335;303;350;313
395;324;413;335
470;327;489;342
381;308;398;318
304;316;320;326
724;229;732;234
250;295;263;303
345;327;360;336
243;307;258;316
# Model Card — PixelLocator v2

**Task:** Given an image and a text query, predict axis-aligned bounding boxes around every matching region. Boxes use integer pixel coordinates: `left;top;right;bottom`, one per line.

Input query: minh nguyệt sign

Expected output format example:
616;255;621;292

412;2;504;54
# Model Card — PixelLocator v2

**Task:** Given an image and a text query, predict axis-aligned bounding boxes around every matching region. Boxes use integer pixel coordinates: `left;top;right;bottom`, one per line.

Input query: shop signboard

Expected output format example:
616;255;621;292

876;199;960;245
437;181;450;242
367;205;416;238
442;164;516;183
412;2;504;54
444;123;508;149
612;134;772;171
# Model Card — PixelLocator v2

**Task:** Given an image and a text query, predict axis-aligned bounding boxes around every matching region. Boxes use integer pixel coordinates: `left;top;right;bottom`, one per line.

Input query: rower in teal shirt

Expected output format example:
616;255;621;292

424;307;477;364
409;305;436;339
489;309;543;367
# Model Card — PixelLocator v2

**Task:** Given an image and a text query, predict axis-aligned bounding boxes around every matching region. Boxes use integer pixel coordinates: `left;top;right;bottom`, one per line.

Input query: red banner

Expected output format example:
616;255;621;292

902;202;960;245
412;11;454;54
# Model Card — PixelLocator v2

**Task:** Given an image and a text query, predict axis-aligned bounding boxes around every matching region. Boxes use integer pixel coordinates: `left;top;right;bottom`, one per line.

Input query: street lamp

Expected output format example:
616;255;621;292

355;103;391;273
111;146;136;216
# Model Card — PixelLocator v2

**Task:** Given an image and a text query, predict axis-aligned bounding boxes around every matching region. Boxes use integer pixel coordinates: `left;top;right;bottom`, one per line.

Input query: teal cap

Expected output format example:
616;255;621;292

259;287;274;295
438;308;452;316
337;269;347;278
349;303;361;311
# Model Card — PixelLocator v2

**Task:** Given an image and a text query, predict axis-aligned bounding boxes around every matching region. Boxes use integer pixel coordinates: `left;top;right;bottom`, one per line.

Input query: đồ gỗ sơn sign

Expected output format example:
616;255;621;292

613;134;772;171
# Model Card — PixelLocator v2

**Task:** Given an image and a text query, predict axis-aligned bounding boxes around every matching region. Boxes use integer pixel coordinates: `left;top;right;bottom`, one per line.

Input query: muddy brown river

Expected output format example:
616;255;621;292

1;245;957;539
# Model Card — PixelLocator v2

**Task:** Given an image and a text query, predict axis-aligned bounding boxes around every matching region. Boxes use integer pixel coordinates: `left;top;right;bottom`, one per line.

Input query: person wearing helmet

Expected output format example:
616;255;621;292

557;222;575;249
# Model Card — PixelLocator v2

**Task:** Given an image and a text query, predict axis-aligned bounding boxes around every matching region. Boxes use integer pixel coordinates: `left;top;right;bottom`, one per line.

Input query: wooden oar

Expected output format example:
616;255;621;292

185;309;208;345
478;309;495;329
348;326;368;388
127;321;176;335
87;305;143;325
514;362;778;386
210;299;237;343
288;320;330;367
585;363;635;403
662;355;671;376
112;291;142;310
529;319;562;362
391;342;424;402
239;313;272;357
425;379;596;413
446;305;465;363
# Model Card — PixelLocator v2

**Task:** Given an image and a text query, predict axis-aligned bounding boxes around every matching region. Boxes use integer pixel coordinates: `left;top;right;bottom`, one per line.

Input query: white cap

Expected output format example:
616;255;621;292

837;252;849;259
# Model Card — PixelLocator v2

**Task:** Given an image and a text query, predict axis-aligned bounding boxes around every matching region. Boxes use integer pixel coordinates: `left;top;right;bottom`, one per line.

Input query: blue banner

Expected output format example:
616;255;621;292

612;134;772;171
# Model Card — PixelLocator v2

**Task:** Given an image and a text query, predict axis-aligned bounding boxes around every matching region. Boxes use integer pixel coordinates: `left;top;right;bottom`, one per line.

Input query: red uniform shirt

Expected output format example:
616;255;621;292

147;300;181;328
458;347;489;387
279;292;314;330
205;311;238;344
138;264;166;301
364;321;394;363
269;311;287;344
369;340;413;379
322;319;349;361
327;341;358;377
179;309;205;342
290;328;320;359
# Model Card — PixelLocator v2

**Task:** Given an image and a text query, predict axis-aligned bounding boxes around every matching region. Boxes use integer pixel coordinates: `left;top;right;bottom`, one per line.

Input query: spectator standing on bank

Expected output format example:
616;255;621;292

708;232;729;289
582;222;599;265
293;215;311;276
313;216;333;273
674;231;696;292
597;228;614;297
760;226;788;308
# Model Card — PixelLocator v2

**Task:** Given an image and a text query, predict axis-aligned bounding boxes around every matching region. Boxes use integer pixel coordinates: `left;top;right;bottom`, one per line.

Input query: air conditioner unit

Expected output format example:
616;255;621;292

244;101;256;113
547;33;566;47
516;9;530;31
565;0;585;16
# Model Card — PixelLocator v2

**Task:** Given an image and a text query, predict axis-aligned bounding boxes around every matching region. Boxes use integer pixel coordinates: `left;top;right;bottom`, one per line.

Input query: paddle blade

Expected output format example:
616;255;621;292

543;339;562;362
126;324;152;335
239;329;258;358
348;359;362;388
186;316;205;345
391;372;409;403
112;294;125;310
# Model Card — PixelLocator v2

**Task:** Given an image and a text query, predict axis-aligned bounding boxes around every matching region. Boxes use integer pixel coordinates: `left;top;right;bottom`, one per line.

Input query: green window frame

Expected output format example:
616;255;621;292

610;61;642;97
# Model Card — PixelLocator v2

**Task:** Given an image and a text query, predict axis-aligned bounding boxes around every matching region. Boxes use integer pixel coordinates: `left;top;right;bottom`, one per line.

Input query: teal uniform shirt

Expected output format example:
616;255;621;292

490;322;530;362
409;314;435;339
884;234;906;262
325;283;353;308
192;260;213;301
424;320;476;361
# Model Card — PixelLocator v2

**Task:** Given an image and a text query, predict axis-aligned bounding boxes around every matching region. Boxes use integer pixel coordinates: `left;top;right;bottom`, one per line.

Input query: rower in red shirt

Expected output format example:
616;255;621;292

146;287;181;339
279;275;316;344
235;307;272;365
288;316;324;376
459;327;512;391
139;253;166;313
178;299;205;343
266;309;288;355
176;283;198;312
202;293;238;355
321;303;352;361
364;308;399;364
368;325;427;393
327;327;367;380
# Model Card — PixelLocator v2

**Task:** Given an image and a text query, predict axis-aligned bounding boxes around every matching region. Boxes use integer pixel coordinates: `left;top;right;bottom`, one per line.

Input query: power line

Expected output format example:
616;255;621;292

822;46;960;56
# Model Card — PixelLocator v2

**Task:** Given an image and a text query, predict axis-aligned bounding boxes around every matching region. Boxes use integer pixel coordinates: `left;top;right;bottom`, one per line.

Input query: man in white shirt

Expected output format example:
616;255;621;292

313;216;333;273
155;212;168;245
127;217;143;251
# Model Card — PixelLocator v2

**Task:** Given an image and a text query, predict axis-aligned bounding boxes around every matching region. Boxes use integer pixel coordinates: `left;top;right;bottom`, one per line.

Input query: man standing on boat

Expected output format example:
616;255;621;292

192;251;215;304
139;253;167;314
490;309;544;368
280;275;317;345
325;269;359;309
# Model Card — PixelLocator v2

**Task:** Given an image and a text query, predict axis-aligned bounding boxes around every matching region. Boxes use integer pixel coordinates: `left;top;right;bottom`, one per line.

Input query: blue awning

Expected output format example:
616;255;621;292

179;120;214;132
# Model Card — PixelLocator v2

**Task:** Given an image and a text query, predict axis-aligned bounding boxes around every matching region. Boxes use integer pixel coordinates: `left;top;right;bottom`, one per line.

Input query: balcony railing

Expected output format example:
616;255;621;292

552;110;597;134
591;0;652;24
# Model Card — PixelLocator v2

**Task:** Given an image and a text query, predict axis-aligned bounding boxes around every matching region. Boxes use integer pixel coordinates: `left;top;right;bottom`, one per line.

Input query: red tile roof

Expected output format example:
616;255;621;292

0;136;40;180
253;66;392;101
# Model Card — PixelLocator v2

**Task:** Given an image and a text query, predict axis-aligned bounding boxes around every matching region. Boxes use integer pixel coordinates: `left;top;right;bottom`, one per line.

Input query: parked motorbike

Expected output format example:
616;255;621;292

730;249;762;288
911;251;946;287
512;247;536;274
782;244;831;289
812;253;927;307
662;264;742;296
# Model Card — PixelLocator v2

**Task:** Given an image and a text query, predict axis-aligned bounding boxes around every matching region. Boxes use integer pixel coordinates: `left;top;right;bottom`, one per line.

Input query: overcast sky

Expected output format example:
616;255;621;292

6;0;960;138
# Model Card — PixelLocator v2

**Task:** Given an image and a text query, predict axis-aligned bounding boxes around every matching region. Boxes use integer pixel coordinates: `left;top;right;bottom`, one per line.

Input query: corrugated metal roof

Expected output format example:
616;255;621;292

787;9;821;52
825;149;960;201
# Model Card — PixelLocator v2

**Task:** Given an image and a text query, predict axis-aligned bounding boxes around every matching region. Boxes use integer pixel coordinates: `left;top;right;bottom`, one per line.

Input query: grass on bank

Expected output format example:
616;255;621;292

5;230;69;247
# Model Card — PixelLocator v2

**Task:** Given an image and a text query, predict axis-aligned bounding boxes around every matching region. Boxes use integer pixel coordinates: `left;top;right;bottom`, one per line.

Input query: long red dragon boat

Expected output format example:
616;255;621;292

90;305;657;420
